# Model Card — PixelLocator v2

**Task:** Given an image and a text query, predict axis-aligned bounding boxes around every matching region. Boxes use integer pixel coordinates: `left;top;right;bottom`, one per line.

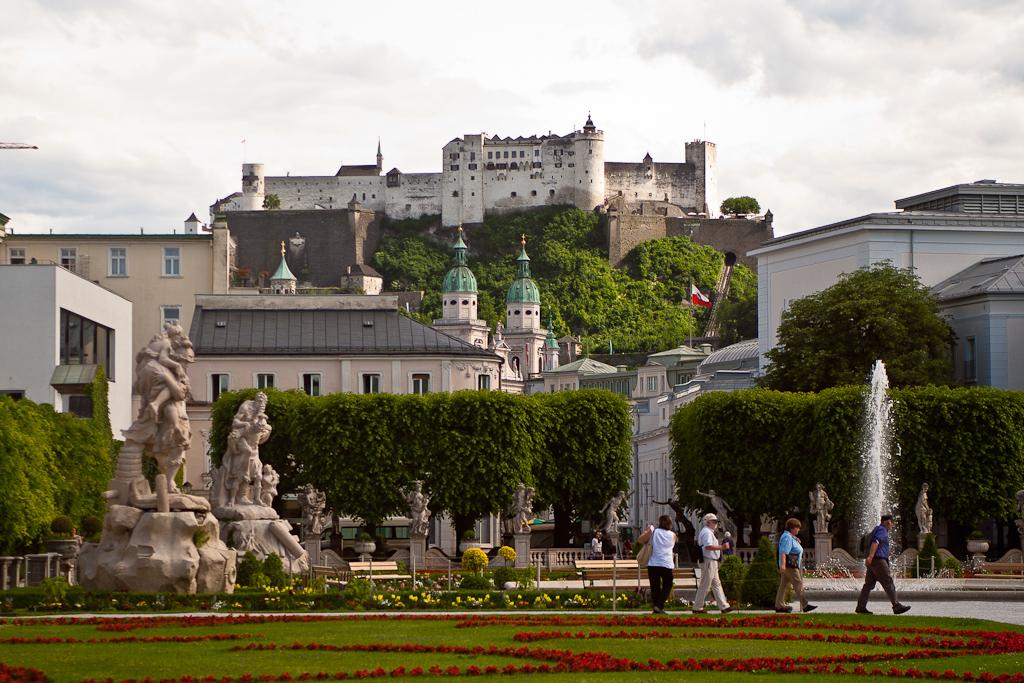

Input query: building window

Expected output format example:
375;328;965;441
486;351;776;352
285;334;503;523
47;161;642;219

9;248;25;265
68;395;94;419
161;305;181;326
510;192;517;198
503;151;509;158
487;152;492;159
452;190;459;197
549;190;555;197
519;151;525;158
964;337;977;381
470;152;475;161
478;374;490;390
411;373;430;395
109;247;127;276
647;376;657;391
531;190;537;196
60;248;77;273
163;247;180;276
211;374;229;403
362;373;381;394
256;373;275;390
59;309;114;379
302;373;323;396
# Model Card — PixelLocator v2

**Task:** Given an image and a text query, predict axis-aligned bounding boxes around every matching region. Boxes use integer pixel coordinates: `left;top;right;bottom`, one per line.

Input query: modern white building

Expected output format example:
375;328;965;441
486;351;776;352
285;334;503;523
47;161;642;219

750;180;1024;371
0;264;133;433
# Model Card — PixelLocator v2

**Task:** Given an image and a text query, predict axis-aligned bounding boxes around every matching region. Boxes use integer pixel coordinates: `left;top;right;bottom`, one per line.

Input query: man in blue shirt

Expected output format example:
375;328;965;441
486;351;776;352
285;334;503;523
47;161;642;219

856;514;911;615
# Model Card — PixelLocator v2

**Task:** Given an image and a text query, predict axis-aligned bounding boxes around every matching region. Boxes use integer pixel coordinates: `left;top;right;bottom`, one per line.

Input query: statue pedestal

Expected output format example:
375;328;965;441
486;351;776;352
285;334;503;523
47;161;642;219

917;535;927;551
513;532;531;569
813;532;833;569
304;533;321;567
409;533;427;568
605;531;620;558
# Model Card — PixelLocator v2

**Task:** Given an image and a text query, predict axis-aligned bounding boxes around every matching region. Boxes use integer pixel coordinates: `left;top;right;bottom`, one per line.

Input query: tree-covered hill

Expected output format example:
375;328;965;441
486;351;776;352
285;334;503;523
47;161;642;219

372;206;757;354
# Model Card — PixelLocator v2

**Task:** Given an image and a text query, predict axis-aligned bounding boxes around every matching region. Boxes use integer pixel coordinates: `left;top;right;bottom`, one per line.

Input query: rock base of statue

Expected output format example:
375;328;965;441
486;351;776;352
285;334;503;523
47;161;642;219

77;506;237;593
513;532;531;569
213;505;279;521
813;532;833;570
220;519;309;573
408;534;427;569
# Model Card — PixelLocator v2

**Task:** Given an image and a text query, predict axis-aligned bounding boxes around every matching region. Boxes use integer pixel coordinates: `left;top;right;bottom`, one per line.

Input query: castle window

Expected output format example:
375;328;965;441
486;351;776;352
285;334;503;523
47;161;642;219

510;162;518;170
362;193;366;199
535;149;539;156
589;149;593;154
525;309;532;315
470;152;475;161
451;165;459;171
462;300;469;305
372;194;375;198
468;164;477;170
470;176;475;180
514;310;520;316
452;191;459;197
519;151;525;158
511;192;516;198
568;163;574;168
450;300;457;305
549;190;555;196
405;204;411;210
471;192;475;196
503;151;509;158
531;190;537;196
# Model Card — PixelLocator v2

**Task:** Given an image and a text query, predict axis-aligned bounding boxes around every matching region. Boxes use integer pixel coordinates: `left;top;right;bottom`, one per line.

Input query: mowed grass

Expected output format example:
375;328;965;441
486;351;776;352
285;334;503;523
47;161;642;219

2;612;1024;683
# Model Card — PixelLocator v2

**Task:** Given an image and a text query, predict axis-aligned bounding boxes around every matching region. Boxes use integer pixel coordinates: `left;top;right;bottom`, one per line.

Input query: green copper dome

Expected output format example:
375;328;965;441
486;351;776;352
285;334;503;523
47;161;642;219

442;229;478;293
271;243;296;281
506;239;541;304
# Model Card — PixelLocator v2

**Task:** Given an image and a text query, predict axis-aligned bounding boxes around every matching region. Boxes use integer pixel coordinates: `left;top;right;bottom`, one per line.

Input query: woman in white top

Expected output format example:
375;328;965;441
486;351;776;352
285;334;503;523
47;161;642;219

638;514;677;614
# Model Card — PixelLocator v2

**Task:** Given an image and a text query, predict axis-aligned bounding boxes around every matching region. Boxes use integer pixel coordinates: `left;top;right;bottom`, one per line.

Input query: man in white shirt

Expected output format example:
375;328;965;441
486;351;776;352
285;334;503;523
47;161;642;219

692;513;733;614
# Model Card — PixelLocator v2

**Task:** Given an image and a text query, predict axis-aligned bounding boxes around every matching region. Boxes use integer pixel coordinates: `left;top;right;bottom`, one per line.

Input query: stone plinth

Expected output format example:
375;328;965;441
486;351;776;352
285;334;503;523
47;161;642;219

303;533;322;567
813;532;833;569
222;519;308;573
605;531;620;558
513;532;531;569
0;557;16;590
408;534;427;568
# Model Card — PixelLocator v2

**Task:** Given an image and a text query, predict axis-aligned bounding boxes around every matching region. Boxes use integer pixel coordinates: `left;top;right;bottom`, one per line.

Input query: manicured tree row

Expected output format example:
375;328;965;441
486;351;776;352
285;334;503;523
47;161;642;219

0;367;113;554
209;388;632;540
670;386;1024;543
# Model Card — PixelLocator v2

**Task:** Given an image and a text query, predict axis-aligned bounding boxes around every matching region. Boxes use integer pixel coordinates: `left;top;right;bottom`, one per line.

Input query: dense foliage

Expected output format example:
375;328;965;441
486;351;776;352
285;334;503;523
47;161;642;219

210;388;632;539
762;263;956;392
718;554;747;601
740;537;779;608
0;369;113;554
720;196;761;215
670;386;1024;543
372;206;758;353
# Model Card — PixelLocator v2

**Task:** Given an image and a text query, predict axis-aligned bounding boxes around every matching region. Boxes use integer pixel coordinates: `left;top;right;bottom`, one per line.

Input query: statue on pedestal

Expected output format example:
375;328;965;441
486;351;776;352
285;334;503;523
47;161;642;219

222;393;272;507
404;480;431;536
600;490;627;533
696;489;736;536
507;483;536;534
299;485;327;536
809;483;835;534
915;483;933;535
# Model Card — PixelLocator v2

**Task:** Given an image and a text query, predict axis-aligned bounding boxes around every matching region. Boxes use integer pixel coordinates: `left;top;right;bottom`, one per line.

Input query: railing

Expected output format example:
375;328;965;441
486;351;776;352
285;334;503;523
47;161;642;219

529;548;589;570
0;554;63;589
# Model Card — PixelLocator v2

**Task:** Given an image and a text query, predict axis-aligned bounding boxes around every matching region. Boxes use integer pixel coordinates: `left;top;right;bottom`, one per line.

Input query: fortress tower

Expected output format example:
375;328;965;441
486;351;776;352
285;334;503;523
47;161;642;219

574;114;605;212
685;141;718;218
239;163;265;211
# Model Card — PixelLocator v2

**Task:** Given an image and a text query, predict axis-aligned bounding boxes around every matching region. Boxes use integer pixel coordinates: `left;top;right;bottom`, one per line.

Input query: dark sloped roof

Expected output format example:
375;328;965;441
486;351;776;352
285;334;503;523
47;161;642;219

348;264;382;277
190;307;500;357
932;255;1024;301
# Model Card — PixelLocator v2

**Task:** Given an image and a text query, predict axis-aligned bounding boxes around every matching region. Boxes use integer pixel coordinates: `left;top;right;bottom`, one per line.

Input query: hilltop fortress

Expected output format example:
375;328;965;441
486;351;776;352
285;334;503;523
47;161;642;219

213;115;719;226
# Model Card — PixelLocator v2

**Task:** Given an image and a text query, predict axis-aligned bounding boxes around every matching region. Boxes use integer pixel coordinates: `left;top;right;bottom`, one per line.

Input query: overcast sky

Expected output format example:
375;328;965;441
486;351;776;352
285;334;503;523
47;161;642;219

2;0;1023;238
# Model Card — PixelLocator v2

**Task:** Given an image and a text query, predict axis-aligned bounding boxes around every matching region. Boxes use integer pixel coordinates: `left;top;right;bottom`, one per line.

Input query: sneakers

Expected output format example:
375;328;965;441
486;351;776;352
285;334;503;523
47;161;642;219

803;604;817;613
893;604;911;615
775;606;793;613
855;608;873;614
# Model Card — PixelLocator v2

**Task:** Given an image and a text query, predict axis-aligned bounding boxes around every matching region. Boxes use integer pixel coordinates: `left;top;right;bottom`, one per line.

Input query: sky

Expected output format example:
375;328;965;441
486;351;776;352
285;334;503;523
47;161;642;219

2;0;1023;238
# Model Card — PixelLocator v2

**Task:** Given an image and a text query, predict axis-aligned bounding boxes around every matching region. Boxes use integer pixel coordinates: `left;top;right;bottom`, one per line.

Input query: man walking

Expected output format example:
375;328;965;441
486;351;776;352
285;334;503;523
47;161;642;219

856;514;911;615
692;513;734;614
776;518;816;613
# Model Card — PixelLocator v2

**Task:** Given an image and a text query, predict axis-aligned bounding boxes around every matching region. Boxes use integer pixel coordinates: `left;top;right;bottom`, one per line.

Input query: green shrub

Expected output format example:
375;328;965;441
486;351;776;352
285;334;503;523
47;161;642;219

941;556;964;578
82;516;103;538
236;552;265;588
492;566;517;588
516;567;536;589
344;578;373;603
740;537;780;608
193;528;209;548
913;534;944;578
50;516;74;537
357;532;372;542
459;575;491;590
719;555;746;601
461;548;488;575
40;577;69;606
262;553;289;588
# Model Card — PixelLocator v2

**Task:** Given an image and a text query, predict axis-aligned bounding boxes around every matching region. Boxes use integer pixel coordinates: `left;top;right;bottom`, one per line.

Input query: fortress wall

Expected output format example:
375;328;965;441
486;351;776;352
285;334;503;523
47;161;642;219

607;214;669;268
266;176;386;212
605;161;700;209
606;214;773;270
384;173;444;219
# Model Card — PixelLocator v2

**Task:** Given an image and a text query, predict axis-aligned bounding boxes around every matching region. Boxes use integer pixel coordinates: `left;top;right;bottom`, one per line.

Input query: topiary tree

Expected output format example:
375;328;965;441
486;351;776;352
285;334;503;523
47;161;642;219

262;552;289;588
720;196;760;216
81;516;103;539
913;534;943;578
50;516;74;537
740;537;780;608
236;551;265;588
461;548;488;576
941;556;964;578
719;555;746;602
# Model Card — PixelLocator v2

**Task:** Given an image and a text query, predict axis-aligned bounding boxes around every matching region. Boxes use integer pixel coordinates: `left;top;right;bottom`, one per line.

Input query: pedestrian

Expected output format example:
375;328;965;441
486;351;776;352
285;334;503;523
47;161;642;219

638;514;677;614
775;518;816;613
692;513;734;614
591;532;602;560
721;531;735;556
622;538;633;557
856;514;911;615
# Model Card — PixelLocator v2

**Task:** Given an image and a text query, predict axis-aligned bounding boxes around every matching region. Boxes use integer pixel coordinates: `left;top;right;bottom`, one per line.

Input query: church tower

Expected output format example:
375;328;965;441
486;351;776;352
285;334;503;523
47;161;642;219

432;226;489;347
542;313;560;371
270;241;297;294
503;235;548;377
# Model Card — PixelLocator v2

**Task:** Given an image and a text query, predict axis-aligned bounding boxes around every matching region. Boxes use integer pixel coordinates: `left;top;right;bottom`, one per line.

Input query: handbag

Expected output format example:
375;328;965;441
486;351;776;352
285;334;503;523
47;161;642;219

637;540;654;567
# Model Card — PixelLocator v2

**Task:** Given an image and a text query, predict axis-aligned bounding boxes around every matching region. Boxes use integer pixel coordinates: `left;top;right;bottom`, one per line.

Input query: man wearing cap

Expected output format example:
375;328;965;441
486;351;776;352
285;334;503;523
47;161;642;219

856;514;911;615
693;513;734;614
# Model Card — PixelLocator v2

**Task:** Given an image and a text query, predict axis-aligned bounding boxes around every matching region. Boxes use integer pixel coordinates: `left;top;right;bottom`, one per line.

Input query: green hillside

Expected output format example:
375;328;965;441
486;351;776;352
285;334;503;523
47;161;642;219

372;206;757;354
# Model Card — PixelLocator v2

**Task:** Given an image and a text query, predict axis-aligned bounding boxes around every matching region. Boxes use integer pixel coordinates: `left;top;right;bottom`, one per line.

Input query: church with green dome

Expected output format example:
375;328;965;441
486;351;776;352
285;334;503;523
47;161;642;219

432;226;490;351
501;235;550;378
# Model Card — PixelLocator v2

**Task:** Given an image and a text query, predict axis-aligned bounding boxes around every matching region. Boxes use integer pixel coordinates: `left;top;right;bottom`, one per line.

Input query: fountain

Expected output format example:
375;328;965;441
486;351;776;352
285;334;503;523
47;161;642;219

853;360;898;549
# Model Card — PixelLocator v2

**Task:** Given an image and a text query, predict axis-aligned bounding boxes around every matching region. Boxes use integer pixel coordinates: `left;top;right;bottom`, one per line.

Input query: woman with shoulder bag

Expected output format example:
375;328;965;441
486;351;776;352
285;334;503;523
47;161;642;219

638;515;677;615
776;518;816;613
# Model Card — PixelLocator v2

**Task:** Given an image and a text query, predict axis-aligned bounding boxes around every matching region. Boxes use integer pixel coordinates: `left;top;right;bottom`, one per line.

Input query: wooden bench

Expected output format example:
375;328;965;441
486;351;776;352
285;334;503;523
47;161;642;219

574;560;698;591
980;561;1024;576
348;561;412;583
310;565;350;588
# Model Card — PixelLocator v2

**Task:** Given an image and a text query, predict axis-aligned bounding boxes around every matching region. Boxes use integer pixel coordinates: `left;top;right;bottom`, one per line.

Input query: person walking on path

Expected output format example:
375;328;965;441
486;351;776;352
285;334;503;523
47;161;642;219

639;515;678;615
856;514;911;615
692;513;734;614
722;531;735;556
776;518;816;613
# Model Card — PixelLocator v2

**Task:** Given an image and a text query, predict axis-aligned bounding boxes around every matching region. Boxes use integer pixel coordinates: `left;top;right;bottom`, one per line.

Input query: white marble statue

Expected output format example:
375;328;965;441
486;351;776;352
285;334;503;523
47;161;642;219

223;393;272;507
600;490;627;532
809;482;835;534
404;480;431;536
696;488;736;537
258;464;279;508
299;484;327;535
915;482;933;535
507;483;536;534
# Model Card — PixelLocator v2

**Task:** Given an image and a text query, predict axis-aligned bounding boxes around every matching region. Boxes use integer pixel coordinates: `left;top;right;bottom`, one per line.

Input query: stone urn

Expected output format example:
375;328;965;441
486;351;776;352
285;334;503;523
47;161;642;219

46;538;80;559
459;540;483;554
966;538;990;555
354;541;376;562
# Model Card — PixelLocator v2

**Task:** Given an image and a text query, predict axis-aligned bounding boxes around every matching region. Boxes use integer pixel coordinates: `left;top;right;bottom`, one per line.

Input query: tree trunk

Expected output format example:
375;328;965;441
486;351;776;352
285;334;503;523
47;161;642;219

452;513;475;548
552;504;573;548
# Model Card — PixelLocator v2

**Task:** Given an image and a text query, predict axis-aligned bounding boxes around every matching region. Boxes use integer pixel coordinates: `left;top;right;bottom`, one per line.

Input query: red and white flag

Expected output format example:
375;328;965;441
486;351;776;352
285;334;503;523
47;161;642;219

691;284;712;308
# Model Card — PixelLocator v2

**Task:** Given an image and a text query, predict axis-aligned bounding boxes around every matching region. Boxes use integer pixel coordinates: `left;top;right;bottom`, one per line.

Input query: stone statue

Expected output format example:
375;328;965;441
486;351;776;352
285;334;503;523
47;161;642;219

652;496;697;536
222;392;272;507
809;483;835;534
696;489;736;536
404;480;431;536
915;483;933;535
259;464;279;508
299;485;327;535
508;483;536;534
600;490;627;532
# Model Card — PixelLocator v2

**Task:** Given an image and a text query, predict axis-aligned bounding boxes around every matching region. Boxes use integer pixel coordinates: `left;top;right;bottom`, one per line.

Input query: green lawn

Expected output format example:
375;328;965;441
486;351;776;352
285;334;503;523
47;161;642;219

2;612;1023;682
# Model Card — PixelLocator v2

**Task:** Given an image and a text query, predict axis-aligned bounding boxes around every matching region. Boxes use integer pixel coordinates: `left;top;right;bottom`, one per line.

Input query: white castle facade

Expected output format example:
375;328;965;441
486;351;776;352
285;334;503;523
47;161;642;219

215;116;718;225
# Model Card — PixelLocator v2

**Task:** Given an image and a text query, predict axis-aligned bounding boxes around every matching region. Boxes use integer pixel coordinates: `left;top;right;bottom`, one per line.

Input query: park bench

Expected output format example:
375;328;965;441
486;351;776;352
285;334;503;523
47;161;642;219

348;561;412;584
980;561;1024;576
574;559;698;591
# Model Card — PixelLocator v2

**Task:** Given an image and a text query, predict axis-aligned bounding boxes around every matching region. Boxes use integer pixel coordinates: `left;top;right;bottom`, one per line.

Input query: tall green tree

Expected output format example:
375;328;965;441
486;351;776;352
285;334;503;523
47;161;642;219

533;390;633;546
720;196;760;215
762;263;956;392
